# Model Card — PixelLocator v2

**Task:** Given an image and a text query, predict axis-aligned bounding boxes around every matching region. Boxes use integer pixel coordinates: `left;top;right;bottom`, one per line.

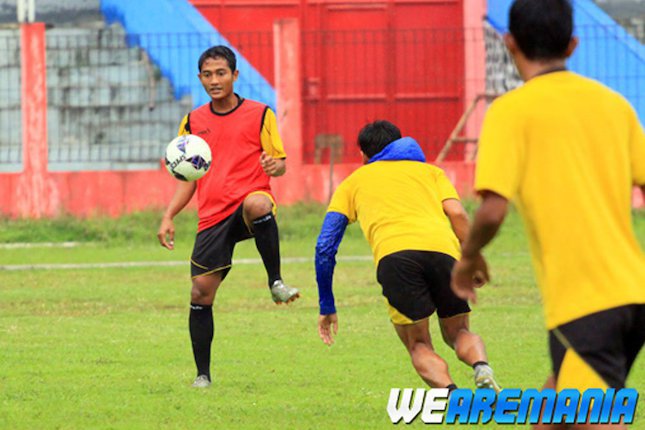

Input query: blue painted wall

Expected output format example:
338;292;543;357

100;0;276;110
487;0;644;124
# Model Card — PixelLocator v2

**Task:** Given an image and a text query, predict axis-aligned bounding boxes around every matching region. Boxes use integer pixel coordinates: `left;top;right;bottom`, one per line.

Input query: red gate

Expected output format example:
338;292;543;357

190;0;466;162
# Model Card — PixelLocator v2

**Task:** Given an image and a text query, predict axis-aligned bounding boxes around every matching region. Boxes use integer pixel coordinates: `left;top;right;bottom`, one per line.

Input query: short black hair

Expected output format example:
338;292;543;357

509;0;573;60
357;120;402;158
198;45;237;72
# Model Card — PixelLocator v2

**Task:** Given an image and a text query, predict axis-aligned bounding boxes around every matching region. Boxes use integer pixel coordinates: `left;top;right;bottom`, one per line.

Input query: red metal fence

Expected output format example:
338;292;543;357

302;27;465;163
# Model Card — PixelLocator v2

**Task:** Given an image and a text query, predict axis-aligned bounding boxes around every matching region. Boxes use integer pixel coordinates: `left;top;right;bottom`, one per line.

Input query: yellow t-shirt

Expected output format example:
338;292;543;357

177;106;286;158
328;161;461;264
476;71;645;329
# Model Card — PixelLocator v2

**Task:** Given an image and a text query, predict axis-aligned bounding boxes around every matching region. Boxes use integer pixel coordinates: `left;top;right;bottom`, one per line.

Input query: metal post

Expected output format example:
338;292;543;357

17;22;51;217
16;0;34;23
16;0;25;22
273;18;304;204
27;0;35;22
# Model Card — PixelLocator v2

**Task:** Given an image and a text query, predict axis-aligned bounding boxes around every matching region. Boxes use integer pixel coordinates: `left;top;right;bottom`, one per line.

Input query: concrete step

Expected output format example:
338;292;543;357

49;121;174;162
0;147;21;164
0;80;178;109
46;24;128;50
47;64;150;86
0;29;20;43
47;47;143;68
0;0;102;26
47;82;179;107
48;144;164;163
96;121;175;142
48;86;143;107
0;48;19;67
0;67;21;105
51;102;186;126
0;105;21;150
0;29;19;67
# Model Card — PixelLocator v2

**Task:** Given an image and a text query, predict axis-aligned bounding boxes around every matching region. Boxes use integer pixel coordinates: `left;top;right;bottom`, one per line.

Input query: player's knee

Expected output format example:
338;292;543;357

440;317;470;347
191;277;217;304
190;286;208;304
442;326;466;348
408;342;437;374
243;195;273;219
408;340;432;358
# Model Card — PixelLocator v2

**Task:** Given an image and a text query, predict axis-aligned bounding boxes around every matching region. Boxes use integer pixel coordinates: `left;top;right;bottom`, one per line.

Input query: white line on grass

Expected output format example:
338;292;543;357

0;242;83;249
0;256;373;271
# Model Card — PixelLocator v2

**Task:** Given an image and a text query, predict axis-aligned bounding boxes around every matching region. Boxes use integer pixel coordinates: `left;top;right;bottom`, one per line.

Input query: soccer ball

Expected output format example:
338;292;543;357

164;134;212;181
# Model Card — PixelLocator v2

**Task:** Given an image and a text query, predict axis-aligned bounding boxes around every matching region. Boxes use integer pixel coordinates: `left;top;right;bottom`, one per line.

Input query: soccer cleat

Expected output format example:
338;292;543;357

191;374;211;388
474;364;502;394
270;280;300;304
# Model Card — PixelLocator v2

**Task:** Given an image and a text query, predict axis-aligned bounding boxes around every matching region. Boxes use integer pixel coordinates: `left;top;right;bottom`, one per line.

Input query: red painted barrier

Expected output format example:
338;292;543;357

271;18;305;205
16;23;53;218
49;168;180;217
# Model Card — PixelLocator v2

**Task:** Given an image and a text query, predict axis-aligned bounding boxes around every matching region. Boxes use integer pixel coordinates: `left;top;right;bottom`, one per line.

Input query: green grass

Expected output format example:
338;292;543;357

0;205;644;429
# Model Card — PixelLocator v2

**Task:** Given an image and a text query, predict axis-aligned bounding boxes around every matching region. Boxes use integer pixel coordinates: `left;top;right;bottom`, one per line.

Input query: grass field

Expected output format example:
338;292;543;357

1;204;644;429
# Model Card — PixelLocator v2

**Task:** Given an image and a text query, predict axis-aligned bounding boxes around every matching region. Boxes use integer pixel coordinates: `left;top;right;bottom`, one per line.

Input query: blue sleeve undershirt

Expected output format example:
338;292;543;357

315;211;349;315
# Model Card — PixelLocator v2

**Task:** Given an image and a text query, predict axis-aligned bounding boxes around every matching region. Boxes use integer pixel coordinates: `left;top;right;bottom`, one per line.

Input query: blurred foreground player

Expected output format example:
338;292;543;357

157;46;299;388
452;1;645;428
315;120;501;392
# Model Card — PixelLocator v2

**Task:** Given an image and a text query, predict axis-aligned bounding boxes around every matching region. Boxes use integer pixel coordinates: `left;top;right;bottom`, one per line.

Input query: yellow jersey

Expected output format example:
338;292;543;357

476;71;645;329
328;160;461;264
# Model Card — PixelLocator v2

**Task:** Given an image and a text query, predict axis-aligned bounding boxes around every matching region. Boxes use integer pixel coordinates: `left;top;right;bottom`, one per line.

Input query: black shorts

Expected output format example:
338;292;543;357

376;250;470;324
190;204;254;279
549;304;645;389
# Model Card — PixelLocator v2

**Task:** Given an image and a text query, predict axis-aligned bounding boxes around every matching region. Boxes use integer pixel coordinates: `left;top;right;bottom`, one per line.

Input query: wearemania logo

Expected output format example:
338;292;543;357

387;388;639;425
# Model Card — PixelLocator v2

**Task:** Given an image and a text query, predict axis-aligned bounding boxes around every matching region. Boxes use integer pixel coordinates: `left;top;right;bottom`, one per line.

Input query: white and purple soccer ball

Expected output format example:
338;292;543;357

164;134;212;181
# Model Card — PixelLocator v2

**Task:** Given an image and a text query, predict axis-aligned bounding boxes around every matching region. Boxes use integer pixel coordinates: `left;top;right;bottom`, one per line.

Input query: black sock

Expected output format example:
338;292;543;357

472;361;489;369
252;212;282;286
189;303;213;379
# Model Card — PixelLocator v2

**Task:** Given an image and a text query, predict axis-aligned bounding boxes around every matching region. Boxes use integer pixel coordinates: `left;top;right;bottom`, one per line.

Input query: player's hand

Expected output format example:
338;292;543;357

318;313;339;346
260;152;277;175
260;152;285;177
451;253;490;304
157;216;175;250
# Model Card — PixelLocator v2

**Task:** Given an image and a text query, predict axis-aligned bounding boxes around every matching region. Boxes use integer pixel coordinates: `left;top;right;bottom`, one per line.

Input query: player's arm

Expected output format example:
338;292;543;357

627;105;645;197
452;98;522;302
260;108;286;177
451;191;507;302
315;211;349;345
157;114;196;250
461;191;508;258
157;181;197;250
435;170;469;244
442;198;470;244
177;114;190;136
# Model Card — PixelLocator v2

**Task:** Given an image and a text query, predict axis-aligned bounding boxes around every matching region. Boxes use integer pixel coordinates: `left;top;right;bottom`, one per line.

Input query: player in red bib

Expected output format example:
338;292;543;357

157;46;300;388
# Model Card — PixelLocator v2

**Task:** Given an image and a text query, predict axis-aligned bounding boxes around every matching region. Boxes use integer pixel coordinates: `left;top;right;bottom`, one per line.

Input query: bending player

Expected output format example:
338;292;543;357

315;120;501;392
